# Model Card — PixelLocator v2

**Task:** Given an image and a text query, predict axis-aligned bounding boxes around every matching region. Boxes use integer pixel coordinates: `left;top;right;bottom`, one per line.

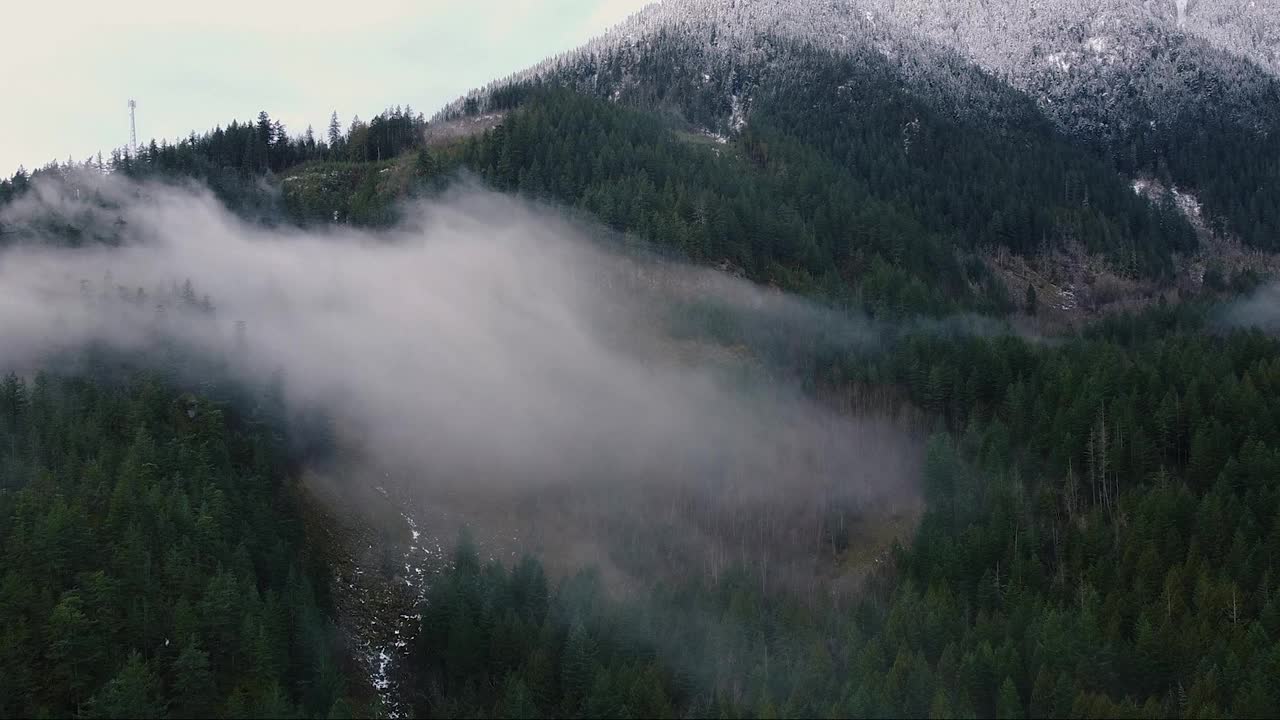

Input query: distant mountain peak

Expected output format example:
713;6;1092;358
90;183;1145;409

446;0;1277;138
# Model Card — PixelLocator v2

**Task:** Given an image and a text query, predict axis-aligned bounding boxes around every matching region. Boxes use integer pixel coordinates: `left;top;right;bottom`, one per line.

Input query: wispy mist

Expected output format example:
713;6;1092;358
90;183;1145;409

1219;281;1280;334
0;173;923;589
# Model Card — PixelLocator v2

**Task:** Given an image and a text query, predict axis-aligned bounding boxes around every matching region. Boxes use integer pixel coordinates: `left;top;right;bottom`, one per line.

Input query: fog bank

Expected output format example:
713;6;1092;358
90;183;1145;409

1219;281;1280;334
0;174;922;582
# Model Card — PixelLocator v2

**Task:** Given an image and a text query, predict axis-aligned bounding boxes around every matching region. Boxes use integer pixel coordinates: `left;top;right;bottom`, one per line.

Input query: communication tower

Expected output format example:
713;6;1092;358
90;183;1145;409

128;99;138;154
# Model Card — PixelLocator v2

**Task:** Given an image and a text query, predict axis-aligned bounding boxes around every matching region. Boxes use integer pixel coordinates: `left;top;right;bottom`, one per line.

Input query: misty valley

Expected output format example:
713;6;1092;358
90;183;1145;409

0;177;929;716
5;0;1280;718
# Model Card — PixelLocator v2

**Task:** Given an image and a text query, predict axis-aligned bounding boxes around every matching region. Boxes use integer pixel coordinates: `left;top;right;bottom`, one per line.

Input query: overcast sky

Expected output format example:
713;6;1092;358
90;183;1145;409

0;0;652;174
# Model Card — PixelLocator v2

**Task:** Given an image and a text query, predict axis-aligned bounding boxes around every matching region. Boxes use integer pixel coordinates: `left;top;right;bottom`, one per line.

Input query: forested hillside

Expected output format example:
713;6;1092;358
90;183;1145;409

454;0;1279;254
461;75;1196;308
859;0;1280;250
3;2;1280;718
0;364;352;717
396;303;1280;718
0;105;427;226
0;66;1219;316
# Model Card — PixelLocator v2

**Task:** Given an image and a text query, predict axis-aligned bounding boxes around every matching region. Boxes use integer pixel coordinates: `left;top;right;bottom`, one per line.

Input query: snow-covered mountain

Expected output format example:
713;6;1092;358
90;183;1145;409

437;0;1279;251
443;0;1003;126
858;0;1280;144
859;0;1279;81
446;0;1279;145
1180;0;1280;73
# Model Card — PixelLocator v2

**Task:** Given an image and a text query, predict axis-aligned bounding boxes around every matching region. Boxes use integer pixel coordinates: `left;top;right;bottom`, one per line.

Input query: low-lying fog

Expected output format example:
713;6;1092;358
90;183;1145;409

1;173;923;590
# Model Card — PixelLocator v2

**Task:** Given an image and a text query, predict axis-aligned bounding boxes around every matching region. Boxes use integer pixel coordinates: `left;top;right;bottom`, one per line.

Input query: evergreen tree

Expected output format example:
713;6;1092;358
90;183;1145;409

327;111;342;146
171;637;215;717
85;652;163;719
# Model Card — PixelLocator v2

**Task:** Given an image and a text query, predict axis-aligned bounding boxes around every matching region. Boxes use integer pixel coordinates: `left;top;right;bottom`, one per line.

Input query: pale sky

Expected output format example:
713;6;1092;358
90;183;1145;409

0;0;652;174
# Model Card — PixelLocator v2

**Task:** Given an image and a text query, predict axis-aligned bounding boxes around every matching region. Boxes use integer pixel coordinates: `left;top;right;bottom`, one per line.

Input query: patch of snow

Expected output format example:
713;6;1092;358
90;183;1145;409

371;649;393;691
403;513;421;542
729;93;748;133
1058;285;1078;312
1131;176;1205;226
1171;186;1203;219
902;117;921;155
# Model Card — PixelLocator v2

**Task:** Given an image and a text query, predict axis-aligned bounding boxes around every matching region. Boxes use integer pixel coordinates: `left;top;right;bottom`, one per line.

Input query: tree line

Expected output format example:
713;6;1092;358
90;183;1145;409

0;348;354;717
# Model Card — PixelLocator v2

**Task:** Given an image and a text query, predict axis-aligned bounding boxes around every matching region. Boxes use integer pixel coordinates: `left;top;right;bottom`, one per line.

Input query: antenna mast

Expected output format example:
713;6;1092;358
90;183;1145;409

128;99;138;154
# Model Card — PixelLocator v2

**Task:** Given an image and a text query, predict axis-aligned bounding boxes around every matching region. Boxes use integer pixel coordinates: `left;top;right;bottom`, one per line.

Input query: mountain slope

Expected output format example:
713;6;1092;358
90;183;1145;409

450;0;1280;252
462;73;1195;310
5;4;1280;719
861;0;1280;250
860;0;1280;139
441;2;1208;316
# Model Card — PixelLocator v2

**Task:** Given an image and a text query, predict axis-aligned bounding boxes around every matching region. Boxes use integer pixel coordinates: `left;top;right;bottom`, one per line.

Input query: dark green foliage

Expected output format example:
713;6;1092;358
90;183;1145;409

0;371;347;718
103;105;422;182
86;652;164;719
1118;91;1280;252
280;159;405;227
0;62;1206;316
461;81;1196;317
749;45;1197;276
0;50;1277;720
413;305;1280;718
815;306;1280;717
462;87;1005;316
0;105;425;230
414;540;685;718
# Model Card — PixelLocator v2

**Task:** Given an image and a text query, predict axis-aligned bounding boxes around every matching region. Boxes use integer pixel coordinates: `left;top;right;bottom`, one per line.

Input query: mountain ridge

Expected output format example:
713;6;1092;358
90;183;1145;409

442;0;1279;253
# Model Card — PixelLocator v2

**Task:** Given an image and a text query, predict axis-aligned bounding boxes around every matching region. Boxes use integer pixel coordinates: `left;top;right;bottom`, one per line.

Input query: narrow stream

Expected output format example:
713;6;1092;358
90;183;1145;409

319;474;445;718
317;469;526;717
362;486;442;716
